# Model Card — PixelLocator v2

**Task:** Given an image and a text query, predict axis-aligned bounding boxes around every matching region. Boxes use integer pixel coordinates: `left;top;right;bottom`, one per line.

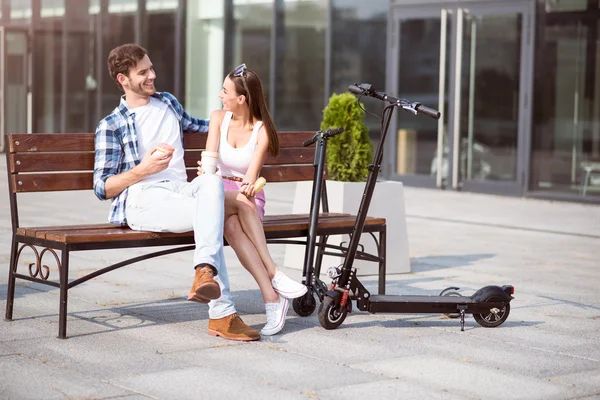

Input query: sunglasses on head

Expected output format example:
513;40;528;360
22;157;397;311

233;63;247;77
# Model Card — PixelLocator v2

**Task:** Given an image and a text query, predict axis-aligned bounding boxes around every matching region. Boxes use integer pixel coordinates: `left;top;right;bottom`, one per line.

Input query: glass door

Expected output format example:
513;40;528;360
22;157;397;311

387;1;534;194
454;3;533;194
387;6;450;188
1;26;30;151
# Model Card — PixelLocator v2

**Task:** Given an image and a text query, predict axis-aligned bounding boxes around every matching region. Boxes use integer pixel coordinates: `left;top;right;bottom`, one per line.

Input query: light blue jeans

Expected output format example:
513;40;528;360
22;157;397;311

125;174;236;319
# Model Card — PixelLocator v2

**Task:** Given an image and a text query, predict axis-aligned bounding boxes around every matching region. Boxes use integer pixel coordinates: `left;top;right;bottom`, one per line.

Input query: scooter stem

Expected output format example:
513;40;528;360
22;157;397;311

338;104;397;285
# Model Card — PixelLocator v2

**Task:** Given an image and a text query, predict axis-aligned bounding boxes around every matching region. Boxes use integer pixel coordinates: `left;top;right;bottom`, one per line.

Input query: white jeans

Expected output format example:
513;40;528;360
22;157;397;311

125;174;236;319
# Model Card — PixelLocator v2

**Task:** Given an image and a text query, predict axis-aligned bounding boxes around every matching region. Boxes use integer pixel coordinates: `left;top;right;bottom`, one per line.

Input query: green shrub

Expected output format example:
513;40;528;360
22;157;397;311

321;92;373;182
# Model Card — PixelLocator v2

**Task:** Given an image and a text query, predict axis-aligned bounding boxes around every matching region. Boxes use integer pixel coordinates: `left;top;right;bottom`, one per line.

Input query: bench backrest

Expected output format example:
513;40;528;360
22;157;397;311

6;131;319;194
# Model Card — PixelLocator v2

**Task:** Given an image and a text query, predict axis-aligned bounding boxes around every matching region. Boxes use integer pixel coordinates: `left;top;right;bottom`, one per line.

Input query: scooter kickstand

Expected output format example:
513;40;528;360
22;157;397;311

458;305;467;331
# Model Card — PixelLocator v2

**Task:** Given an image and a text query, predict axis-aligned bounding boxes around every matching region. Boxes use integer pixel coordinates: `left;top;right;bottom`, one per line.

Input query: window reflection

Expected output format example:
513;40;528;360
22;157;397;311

532;19;600;197
330;0;387;143
230;0;272;106
274;0;326;130
545;0;588;13
10;0;32;20
144;1;176;96
185;0;225;119
34;14;63;133
102;0;136;115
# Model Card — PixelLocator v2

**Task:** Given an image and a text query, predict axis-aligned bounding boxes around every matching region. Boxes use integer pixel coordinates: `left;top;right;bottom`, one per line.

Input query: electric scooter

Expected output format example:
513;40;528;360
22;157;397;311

292;83;514;331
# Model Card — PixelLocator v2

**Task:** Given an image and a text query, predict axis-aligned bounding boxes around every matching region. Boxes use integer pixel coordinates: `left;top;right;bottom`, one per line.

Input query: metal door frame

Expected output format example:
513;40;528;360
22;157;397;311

386;0;534;196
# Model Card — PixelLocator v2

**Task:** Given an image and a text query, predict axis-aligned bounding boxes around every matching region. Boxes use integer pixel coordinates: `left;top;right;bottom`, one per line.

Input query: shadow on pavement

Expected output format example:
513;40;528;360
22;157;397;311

410;253;495;272
336;314;543;330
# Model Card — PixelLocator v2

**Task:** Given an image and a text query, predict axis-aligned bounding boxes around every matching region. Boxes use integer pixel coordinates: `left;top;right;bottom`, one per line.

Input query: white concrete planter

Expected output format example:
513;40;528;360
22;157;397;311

283;180;411;276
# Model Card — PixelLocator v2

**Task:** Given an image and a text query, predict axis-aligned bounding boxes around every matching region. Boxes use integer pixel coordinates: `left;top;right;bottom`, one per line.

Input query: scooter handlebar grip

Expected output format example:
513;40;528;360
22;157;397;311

416;104;441;120
303;136;318;147
348;84;365;95
323;127;344;138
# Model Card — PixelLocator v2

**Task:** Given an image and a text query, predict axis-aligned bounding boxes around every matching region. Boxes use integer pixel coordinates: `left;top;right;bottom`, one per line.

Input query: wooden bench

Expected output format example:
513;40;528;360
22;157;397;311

4;132;387;338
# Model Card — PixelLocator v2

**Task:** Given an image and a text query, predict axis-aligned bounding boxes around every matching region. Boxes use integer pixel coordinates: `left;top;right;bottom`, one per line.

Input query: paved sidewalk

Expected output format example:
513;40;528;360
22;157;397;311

1;157;599;400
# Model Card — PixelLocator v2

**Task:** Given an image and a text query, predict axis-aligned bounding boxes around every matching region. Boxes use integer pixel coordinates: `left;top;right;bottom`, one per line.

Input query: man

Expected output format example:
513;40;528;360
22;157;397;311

93;43;260;341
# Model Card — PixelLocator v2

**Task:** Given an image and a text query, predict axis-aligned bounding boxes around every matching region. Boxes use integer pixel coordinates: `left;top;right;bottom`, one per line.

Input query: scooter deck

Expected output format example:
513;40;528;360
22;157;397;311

367;295;505;314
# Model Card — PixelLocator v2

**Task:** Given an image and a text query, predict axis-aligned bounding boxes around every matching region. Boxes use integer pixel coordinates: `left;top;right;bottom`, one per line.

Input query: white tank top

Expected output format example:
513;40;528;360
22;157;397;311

217;111;263;179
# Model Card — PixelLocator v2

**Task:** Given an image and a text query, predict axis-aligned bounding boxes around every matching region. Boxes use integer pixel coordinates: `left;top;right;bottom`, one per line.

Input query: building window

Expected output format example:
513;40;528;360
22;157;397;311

144;0;177;97
273;0;326;130
185;0;225;119
10;0;32;20
545;0;589;13
330;0;387;138
101;0;136;115
532;7;600;198
228;0;273;108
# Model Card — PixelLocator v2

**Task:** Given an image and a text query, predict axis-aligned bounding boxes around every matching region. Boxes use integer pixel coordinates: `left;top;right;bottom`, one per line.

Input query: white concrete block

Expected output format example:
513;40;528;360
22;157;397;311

283;180;411;275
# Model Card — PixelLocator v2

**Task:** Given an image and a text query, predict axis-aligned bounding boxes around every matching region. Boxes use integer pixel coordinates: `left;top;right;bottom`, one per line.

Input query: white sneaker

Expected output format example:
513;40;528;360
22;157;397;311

271;271;308;299
261;296;289;336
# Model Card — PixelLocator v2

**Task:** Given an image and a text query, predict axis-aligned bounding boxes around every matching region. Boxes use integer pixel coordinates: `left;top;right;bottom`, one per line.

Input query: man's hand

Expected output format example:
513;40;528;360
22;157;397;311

140;143;174;175
103;143;175;199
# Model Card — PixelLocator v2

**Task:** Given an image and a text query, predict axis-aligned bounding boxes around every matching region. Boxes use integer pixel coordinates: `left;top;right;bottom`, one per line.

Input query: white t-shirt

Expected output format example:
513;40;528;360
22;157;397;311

132;97;187;184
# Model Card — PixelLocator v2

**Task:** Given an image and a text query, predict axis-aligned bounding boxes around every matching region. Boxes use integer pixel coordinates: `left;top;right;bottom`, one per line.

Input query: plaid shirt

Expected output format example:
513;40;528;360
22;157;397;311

93;92;209;225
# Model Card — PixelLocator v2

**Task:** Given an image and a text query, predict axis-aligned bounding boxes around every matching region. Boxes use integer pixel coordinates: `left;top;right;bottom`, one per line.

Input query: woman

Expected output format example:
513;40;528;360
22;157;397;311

200;63;307;336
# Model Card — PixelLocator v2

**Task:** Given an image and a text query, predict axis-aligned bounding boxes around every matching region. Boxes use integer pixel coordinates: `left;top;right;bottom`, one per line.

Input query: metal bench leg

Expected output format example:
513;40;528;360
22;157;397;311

5;238;18;321
58;250;69;339
314;234;329;278
378;226;387;295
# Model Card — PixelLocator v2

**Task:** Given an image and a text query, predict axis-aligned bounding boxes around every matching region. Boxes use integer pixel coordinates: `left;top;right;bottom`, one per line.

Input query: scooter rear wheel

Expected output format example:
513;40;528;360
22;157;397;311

473;295;510;328
292;292;317;317
318;295;347;330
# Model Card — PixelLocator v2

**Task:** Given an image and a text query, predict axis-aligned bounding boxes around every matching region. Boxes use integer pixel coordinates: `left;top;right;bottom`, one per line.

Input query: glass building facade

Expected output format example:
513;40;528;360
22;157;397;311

1;0;599;203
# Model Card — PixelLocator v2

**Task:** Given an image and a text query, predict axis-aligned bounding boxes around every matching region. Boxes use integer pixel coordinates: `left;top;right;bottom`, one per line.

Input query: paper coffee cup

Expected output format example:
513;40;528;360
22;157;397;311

201;151;219;175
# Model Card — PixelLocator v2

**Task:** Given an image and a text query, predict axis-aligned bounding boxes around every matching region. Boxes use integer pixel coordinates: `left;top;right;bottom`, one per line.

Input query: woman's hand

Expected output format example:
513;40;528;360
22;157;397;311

241;181;256;198
197;160;219;176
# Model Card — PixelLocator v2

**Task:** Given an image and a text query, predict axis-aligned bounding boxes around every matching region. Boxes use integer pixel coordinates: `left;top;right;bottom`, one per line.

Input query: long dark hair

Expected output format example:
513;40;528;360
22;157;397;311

228;67;279;157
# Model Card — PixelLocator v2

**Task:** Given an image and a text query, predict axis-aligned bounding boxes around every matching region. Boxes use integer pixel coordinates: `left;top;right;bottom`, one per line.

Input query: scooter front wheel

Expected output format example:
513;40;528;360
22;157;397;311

318;295;347;329
473;295;511;328
292;292;317;317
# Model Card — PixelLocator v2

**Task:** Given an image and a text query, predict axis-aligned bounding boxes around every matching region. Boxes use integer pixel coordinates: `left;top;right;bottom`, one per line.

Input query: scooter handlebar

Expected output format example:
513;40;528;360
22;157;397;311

303;127;345;147
348;82;441;120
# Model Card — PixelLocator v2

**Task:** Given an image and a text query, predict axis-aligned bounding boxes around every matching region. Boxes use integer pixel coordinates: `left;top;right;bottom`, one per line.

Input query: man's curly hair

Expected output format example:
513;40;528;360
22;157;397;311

107;43;148;91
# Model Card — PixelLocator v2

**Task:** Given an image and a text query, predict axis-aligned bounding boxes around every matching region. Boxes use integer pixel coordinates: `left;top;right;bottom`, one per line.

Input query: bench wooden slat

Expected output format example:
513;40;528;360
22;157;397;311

183;147;315;168
8;133;95;153
12;172;94;192
10;152;94;173
36;214;384;243
16;213;352;238
9;132;316;154
16;224;117;238
183;131;315;149
184;165;316;183
17;213;355;239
